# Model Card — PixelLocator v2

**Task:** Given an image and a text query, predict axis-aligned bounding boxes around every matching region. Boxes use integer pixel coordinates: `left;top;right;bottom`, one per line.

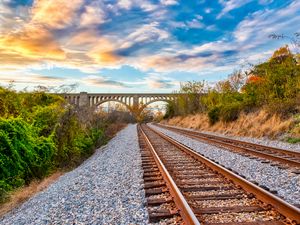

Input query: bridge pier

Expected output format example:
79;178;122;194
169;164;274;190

79;92;89;107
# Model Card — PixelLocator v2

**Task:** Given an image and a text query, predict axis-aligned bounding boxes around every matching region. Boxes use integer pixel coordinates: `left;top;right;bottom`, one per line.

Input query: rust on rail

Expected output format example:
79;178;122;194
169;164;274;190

141;124;300;224
138;125;200;225
155;123;300;169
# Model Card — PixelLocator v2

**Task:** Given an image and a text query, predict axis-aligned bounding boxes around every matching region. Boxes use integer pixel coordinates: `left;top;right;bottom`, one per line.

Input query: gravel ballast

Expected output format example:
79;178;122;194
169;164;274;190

0;124;148;225
161;123;300;153
150;124;300;206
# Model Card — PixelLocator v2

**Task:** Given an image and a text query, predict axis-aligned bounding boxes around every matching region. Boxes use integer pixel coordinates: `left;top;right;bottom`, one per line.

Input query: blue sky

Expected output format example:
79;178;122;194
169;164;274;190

0;0;299;92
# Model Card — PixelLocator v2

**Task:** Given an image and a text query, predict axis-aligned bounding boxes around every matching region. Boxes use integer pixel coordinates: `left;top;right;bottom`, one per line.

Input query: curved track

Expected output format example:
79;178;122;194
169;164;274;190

138;124;300;225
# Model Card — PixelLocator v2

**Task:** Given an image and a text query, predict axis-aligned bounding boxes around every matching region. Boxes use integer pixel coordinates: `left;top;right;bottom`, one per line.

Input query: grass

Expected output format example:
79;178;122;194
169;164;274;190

162;110;294;139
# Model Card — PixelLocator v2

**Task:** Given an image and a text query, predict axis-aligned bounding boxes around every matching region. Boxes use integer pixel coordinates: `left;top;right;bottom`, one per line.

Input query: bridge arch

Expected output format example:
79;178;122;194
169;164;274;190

95;99;132;112
139;99;172;114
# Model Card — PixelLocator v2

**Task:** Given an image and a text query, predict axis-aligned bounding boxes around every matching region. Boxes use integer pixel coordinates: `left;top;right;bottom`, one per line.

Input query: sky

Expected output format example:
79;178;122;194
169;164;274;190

0;0;299;93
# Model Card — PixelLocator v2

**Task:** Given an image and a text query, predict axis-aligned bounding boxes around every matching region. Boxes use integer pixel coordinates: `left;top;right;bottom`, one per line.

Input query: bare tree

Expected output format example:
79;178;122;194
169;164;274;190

269;33;300;53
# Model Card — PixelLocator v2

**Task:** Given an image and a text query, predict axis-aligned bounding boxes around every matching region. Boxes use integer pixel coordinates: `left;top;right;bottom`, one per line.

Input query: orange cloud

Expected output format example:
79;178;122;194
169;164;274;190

89;51;121;64
0;25;65;60
87;39;122;65
31;0;83;29
67;30;100;46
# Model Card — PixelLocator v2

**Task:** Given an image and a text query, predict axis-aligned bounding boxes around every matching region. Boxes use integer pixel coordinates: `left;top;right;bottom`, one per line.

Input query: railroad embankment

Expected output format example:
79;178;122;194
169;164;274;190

161;110;300;141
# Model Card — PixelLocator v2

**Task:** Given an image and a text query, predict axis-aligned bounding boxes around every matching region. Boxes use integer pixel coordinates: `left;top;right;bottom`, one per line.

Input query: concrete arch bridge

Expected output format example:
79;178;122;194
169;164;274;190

63;92;178;119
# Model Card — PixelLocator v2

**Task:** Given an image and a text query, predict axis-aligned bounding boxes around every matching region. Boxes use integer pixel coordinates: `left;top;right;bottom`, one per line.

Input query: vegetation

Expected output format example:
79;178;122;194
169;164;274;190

0;87;109;203
164;45;300;139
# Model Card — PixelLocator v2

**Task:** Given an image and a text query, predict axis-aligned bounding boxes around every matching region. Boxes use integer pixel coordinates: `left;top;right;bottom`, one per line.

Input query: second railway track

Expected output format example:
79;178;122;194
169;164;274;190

154;123;300;170
138;124;300;225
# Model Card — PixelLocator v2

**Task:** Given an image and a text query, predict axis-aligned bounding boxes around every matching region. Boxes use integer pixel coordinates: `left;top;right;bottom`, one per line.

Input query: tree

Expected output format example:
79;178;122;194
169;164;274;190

179;80;206;113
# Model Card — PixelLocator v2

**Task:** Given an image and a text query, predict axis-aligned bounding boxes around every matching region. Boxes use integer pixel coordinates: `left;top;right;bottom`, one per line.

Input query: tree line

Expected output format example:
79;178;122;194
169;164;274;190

165;45;300;127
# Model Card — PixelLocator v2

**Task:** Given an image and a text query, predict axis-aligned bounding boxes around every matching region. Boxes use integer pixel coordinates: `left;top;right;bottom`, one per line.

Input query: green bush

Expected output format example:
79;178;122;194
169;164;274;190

220;102;242;122
285;137;300;144
0;87;107;203
0;118;56;200
208;107;220;125
164;103;175;119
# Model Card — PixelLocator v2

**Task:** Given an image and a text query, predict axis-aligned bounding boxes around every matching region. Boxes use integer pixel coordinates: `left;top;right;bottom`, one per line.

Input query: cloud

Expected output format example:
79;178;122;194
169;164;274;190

117;0;132;10
116;0;158;12
205;8;212;14
258;0;273;4
160;0;178;6
0;72;65;85
31;0;83;29
233;1;300;49
0;0;84;67
217;0;252;19
80;2;106;26
0;0;298;92
88;38;123;65
144;74;176;89
82;75;130;88
66;30;100;47
0;49;40;66
0;2;29;34
186;19;204;29
0;25;65;60
119;22;169;50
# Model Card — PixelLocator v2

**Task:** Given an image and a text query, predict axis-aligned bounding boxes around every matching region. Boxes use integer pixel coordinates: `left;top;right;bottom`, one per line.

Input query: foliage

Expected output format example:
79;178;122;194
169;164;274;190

285;137;300;144
164;102;175;119
208;107;220;125
164;81;206;118
220;102;242;122
0;87;106;202
166;45;300;126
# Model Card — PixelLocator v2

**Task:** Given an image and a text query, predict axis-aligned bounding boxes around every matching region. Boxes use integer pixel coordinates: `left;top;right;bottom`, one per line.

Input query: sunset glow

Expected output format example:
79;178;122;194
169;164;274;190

0;0;299;92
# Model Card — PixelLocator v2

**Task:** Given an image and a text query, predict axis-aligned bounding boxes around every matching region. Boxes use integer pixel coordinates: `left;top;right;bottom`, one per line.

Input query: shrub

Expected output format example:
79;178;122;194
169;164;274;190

285;137;300;143
208;107;220;125
0;181;10;203
0;87;107;203
220;102;242;122
0;118;56;202
266;99;298;117
164;103;175;119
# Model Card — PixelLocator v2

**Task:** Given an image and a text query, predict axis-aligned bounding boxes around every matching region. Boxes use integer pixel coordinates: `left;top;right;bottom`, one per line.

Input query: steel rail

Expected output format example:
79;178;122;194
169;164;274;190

155;124;300;168
147;124;300;223
138;125;200;225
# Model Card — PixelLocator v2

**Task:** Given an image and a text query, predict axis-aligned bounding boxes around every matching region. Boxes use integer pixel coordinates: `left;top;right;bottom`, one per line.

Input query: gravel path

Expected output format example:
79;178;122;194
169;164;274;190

150;124;300;206
161;124;300;152
0;124;149;225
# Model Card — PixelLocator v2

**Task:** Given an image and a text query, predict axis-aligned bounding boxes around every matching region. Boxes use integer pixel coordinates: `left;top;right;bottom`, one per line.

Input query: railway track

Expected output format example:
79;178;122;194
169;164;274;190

138;124;300;225
154;123;300;170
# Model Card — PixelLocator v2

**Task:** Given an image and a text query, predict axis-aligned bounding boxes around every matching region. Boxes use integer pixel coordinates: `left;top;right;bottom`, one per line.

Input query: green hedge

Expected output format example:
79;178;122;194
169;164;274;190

0;88;106;203
0;118;56;202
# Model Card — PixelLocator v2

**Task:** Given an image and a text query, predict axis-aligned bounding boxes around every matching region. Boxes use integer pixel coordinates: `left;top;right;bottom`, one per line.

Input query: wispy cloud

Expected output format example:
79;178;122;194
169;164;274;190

217;0;252;19
160;0;179;6
144;74;176;89
82;75;130;88
233;1;300;49
0;72;65;85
